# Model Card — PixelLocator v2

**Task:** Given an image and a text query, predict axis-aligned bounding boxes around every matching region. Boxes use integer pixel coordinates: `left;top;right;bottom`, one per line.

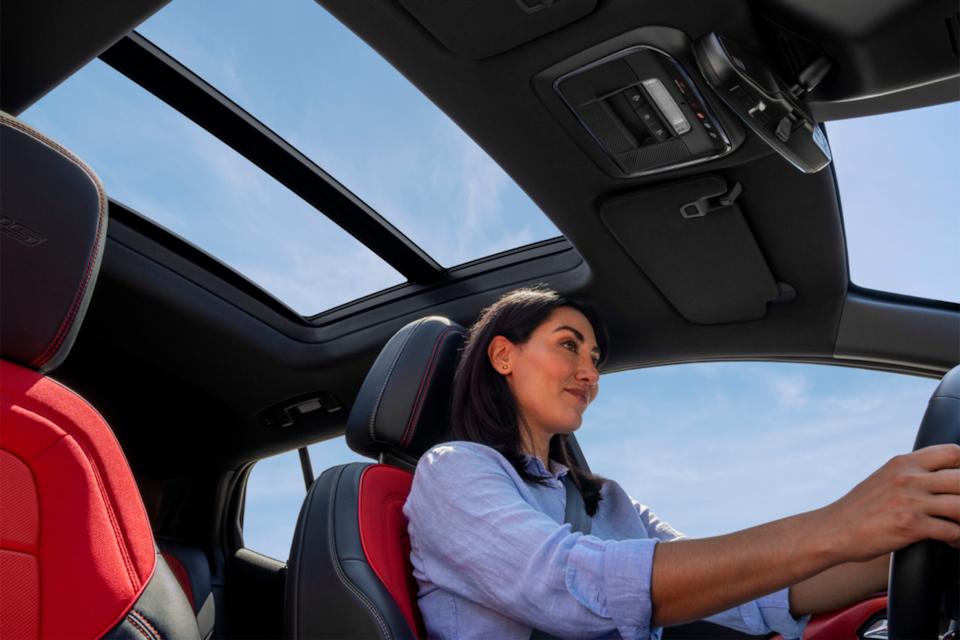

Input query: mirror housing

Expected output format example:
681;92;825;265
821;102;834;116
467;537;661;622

694;32;832;174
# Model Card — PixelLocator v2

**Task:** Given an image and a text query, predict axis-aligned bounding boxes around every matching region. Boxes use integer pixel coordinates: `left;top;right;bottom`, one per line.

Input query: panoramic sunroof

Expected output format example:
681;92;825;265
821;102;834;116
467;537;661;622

136;0;561;268
827;102;959;304
19;60;406;315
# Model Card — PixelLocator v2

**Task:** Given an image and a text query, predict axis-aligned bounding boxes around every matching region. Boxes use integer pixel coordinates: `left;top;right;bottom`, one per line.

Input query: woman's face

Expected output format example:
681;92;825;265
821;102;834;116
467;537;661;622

489;306;601;437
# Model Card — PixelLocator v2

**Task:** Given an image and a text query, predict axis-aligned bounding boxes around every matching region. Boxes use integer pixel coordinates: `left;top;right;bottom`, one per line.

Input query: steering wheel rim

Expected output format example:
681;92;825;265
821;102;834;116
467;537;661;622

888;365;960;639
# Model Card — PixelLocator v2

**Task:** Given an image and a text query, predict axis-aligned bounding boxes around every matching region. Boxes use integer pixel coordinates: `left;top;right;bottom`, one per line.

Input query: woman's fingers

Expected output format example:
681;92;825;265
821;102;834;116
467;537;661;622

924;468;960;495
831;445;960;562
914;443;960;471
919;514;960;546
927;494;960;522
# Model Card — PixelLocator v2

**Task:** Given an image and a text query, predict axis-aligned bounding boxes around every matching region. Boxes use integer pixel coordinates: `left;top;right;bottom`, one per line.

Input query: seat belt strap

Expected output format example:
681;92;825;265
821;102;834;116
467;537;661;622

530;474;592;639
563;474;592;536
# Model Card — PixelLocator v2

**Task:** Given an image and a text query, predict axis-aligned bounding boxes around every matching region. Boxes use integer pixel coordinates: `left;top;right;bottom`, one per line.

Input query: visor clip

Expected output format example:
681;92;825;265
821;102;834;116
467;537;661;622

680;181;742;218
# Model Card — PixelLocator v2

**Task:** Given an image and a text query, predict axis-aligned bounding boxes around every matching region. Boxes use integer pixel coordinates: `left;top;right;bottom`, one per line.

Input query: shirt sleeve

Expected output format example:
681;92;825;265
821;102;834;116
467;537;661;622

404;443;659;640
703;589;810;640
630;500;810;639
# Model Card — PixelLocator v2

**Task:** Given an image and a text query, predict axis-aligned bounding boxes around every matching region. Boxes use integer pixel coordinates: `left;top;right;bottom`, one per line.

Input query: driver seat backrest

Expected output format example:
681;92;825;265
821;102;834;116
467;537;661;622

284;317;466;639
0;112;200;640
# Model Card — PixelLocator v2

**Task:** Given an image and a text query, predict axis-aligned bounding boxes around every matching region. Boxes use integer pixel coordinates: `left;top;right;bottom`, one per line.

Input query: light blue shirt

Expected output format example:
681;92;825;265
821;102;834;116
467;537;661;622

404;442;809;640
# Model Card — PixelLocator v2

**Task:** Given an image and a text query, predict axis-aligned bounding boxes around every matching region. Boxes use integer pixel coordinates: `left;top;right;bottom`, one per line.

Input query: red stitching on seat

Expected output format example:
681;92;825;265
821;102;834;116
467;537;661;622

400;329;451;447
0;115;107;370
130;610;163;639
400;328;464;450
125;614;152;640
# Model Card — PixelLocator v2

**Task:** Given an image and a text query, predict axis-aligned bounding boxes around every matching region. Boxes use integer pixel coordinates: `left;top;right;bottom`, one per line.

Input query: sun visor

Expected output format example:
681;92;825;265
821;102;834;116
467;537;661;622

396;0;596;59
601;175;781;324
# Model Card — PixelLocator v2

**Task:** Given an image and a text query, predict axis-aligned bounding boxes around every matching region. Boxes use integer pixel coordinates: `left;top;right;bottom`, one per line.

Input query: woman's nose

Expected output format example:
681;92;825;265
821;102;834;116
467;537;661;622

577;358;600;386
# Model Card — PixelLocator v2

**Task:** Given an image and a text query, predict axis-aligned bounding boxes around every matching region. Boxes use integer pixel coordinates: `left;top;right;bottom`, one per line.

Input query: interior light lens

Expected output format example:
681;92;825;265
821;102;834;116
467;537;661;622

642;78;691;135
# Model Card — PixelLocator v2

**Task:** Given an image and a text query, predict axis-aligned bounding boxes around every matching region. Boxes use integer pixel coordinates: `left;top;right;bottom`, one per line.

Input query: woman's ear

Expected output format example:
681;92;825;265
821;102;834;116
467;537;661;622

488;335;513;375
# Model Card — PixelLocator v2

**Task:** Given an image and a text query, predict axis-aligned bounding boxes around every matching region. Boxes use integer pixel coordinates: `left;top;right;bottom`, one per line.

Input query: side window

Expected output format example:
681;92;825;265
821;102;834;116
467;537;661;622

577;362;939;537
243;437;366;561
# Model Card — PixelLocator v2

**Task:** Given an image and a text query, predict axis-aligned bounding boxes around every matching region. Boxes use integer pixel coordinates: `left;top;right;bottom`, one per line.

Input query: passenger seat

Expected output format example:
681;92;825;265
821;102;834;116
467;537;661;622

0;112;201;640
135;474;217;640
284;316;466;639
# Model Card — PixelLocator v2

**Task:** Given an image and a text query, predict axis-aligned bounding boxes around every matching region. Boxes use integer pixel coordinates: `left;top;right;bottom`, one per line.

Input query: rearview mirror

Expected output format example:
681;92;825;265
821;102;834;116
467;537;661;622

694;33;832;173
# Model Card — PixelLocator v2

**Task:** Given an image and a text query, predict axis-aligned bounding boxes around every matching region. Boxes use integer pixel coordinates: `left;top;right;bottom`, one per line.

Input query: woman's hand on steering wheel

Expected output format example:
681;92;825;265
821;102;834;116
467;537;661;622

823;443;960;564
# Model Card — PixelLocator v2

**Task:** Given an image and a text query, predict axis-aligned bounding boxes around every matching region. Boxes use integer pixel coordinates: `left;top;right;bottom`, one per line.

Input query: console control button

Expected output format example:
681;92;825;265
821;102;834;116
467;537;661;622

646;120;670;142
636;104;658;126
623;87;645;108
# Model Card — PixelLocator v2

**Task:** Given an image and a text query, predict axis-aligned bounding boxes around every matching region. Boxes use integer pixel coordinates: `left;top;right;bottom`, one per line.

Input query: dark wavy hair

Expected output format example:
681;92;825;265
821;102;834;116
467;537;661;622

451;287;610;516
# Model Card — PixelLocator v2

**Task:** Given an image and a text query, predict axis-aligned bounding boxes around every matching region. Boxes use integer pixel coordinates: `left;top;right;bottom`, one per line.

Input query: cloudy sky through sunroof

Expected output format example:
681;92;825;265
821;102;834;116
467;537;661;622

19;0;958;563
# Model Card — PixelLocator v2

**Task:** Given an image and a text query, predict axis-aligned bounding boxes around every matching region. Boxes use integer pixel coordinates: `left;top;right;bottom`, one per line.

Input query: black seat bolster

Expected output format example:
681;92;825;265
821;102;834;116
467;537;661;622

285;463;417;640
157;537;217;639
157;538;214;614
104;550;201;640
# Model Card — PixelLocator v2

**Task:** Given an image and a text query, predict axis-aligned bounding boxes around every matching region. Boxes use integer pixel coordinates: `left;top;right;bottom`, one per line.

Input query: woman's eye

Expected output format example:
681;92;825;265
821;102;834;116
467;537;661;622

562;341;577;352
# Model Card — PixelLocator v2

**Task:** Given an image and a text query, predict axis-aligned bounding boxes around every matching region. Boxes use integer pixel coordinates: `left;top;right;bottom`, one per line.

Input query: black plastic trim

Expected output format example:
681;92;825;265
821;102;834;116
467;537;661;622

834;292;959;374
104;199;581;339
309;236;577;325
603;355;949;381
298;447;315;492
99;32;443;284
108;199;307;324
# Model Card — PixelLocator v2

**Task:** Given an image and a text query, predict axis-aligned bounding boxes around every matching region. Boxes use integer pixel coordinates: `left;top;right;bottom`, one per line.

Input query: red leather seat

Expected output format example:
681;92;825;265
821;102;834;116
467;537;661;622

0;112;200;640
284;317;466;639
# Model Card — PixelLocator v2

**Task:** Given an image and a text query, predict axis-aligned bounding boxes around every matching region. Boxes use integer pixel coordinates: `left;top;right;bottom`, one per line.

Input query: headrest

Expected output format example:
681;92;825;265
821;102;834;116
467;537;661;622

0;112;107;373
346;317;466;468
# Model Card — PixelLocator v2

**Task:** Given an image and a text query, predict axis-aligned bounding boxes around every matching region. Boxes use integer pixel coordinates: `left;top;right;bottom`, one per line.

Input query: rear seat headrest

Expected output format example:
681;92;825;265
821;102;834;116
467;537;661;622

346;316;466;468
0;112;107;373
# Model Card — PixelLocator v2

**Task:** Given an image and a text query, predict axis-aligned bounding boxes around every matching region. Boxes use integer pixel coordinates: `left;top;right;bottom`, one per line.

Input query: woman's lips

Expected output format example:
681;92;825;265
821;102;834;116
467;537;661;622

565;388;588;404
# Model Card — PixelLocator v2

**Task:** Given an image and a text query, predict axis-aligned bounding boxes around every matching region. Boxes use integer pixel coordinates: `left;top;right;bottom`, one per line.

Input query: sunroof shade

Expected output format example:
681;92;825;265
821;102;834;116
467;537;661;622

827;103;959;304
136;0;561;268
20;60;405;315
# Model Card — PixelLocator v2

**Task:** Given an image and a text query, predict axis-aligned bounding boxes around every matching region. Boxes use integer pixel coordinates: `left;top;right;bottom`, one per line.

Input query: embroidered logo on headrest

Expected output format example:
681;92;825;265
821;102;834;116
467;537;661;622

1;215;47;247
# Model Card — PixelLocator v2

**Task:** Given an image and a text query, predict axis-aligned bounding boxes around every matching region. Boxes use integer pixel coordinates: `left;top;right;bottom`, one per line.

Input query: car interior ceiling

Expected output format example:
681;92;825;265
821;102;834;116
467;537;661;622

3;0;958;638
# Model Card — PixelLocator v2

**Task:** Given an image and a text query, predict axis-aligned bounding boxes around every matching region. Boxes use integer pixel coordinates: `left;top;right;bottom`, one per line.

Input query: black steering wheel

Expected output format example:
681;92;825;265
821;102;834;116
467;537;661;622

888;365;960;639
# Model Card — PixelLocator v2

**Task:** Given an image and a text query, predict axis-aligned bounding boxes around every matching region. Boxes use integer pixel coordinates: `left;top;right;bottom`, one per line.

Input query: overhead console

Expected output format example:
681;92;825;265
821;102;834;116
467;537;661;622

534;28;746;179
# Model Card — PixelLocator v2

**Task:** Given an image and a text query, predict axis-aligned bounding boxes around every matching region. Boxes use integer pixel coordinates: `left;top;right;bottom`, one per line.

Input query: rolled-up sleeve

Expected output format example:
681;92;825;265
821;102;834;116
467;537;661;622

704;588;809;640
629;501;809;639
566;537;659;639
630;497;808;639
405;443;660;639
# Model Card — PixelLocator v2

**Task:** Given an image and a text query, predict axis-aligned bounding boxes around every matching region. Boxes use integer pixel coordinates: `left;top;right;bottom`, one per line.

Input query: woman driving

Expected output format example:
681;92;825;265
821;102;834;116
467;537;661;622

403;287;960;639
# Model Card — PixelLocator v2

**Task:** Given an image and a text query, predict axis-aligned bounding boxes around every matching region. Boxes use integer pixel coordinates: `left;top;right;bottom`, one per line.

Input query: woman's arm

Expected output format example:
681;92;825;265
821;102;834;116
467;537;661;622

788;553;889;616
649;444;960;627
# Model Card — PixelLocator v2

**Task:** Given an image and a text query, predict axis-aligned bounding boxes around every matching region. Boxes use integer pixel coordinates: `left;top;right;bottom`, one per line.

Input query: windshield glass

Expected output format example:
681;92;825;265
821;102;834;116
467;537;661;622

136;0;562;268
827;102;959;303
578;362;937;537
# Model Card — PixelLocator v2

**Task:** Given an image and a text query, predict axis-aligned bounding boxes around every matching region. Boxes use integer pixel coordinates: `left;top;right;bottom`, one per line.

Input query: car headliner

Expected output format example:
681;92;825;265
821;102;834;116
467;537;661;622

2;0;958;480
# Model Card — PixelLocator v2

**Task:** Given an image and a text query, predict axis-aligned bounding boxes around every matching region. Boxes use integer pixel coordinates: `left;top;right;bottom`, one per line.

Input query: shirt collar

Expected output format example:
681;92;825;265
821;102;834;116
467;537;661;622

521;452;570;480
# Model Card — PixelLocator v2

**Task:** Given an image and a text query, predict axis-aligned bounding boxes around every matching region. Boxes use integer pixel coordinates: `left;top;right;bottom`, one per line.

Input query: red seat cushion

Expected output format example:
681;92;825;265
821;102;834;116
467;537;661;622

771;595;887;640
357;464;426;639
0;360;155;639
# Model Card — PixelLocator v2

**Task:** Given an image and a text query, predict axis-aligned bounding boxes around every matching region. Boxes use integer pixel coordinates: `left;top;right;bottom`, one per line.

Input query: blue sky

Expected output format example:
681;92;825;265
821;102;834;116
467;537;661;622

20;0;958;561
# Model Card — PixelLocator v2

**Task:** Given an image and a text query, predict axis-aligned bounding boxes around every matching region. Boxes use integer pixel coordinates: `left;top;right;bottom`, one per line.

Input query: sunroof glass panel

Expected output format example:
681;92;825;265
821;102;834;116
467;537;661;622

20;60;405;316
136;0;562;268
827;103;959;304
